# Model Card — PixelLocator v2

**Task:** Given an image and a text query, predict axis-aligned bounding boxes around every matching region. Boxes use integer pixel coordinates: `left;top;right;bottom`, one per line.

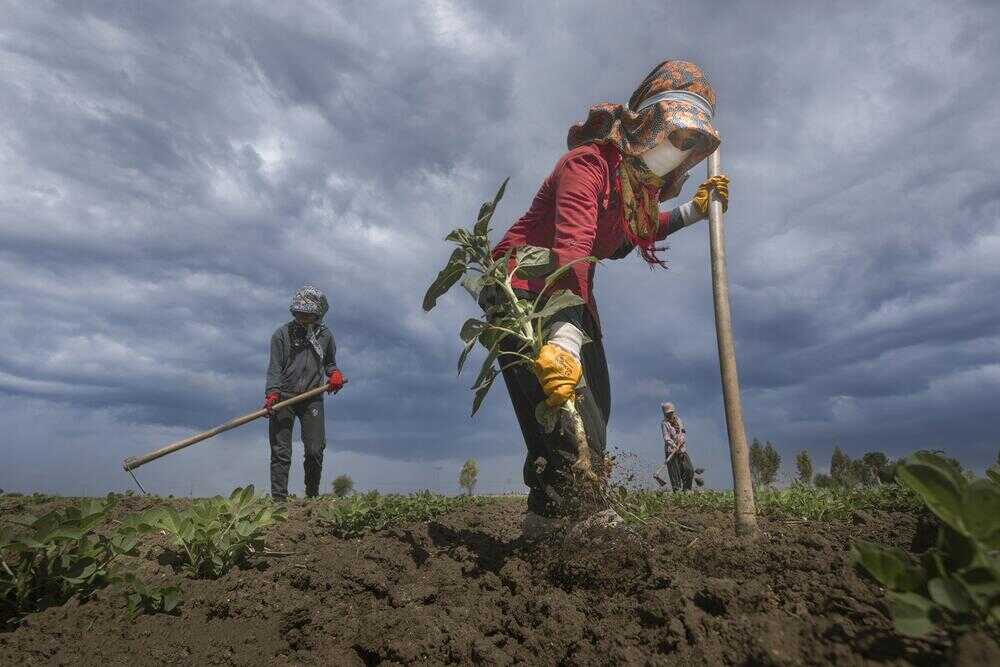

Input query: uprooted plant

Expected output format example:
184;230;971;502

0;496;140;621
422;178;603;492
129;485;285;579
853;451;1000;638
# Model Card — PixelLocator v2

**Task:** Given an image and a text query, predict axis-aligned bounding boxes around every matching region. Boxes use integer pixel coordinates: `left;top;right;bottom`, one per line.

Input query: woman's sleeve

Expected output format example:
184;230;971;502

324;330;338;375
265;329;285;395
550;152;605;290
655;207;686;241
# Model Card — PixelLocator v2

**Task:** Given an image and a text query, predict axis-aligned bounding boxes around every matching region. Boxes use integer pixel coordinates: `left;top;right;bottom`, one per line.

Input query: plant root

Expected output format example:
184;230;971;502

560;400;600;486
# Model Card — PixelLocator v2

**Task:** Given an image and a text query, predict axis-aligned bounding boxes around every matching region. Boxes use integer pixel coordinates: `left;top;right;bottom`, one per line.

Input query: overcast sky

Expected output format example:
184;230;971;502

2;0;998;497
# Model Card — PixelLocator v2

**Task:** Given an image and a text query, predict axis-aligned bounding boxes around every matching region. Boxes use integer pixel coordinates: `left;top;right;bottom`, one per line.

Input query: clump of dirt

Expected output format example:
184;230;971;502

0;495;991;665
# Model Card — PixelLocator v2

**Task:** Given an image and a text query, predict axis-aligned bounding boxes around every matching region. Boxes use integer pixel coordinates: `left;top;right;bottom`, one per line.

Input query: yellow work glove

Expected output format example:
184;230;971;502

533;343;582;408
691;174;730;216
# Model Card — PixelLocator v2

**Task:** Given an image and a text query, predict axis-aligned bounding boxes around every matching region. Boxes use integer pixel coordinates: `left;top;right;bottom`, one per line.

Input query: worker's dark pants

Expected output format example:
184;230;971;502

499;307;610;518
268;397;325;500
667;451;695;492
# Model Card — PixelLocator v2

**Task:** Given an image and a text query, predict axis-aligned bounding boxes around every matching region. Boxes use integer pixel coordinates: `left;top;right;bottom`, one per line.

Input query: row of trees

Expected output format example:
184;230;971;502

327;458;481;498
750;438;999;490
732;438;890;490
333;444;1000;496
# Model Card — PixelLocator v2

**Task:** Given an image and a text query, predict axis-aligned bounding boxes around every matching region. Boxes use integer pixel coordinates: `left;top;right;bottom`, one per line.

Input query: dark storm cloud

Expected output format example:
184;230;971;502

2;0;999;495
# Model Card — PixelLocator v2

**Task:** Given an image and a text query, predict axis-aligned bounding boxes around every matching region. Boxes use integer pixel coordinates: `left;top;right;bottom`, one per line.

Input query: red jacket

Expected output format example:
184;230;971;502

493;143;683;318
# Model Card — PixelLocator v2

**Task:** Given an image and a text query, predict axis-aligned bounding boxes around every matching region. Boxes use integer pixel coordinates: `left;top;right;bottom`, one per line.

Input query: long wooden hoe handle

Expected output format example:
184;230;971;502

122;382;343;472
706;149;759;536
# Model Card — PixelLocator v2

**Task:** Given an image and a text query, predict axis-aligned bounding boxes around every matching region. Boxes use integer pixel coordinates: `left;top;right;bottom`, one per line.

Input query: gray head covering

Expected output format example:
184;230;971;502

661;402;676;414
289;285;328;359
289;285;329;319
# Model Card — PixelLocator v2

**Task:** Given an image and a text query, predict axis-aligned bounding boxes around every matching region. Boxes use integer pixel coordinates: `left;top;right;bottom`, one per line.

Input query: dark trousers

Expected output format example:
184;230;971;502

268;397;326;499
666;451;695;492
499;307;610;517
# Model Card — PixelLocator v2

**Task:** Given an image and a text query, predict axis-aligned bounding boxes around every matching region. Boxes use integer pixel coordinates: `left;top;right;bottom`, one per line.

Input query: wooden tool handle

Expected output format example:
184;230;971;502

706;150;759;536
122;380;347;472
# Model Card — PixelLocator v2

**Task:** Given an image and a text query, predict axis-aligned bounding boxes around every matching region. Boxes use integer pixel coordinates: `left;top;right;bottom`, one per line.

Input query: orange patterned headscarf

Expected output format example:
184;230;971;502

568;60;721;265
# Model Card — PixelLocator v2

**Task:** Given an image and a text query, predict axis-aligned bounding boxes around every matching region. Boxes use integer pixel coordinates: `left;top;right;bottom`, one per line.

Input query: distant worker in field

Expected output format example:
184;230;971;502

263;285;346;501
657;402;702;492
489;60;727;524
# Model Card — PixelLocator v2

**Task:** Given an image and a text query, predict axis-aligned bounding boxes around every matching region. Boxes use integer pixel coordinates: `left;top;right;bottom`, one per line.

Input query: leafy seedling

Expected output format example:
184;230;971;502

117;572;182;618
1;495;139;621
131;485;285;579
423;178;603;489
853;452;1000;637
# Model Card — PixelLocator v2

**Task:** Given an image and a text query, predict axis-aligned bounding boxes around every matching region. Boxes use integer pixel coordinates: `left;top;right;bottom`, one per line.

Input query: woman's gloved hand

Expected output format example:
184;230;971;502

326;369;345;394
263;392;280;416
533;343;582;407
691;174;729;216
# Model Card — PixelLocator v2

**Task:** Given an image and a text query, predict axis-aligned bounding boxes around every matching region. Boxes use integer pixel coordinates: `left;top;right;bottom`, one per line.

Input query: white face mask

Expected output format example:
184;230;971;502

640;140;692;177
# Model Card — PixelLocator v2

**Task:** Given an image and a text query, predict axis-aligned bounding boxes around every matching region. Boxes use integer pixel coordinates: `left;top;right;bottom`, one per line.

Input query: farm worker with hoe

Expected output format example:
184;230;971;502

659;402;703;492
489;60;729;528
263;285;346;501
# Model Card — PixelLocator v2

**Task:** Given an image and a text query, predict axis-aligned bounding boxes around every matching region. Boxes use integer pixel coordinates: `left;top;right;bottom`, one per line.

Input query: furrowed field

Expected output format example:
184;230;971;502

3;477;998;666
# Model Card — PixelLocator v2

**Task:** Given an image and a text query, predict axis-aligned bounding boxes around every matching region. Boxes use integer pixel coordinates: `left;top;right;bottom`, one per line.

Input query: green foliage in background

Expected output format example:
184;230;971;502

611;483;920;526
459;459;479;496
749;439;781;488
315;491;476;538
0;496;139;620
332;474;354;498
854;452;1000;637
128;485;284;579
795;450;814;485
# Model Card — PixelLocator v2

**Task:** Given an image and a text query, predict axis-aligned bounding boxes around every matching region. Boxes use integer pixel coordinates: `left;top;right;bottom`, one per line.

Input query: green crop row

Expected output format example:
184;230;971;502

314;490;480;538
1;485;282;624
611;480;921;524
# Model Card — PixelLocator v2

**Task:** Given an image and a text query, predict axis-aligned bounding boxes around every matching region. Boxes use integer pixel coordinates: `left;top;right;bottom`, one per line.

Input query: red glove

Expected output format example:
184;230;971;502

263;392;280;415
326;370;345;394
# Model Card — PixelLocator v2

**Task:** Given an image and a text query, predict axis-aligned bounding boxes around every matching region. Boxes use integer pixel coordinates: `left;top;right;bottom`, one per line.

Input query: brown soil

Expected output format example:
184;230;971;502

1;494;996;666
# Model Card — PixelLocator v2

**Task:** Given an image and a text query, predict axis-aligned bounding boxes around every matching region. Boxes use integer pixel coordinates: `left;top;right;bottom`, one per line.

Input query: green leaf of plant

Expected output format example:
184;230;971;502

513;245;554;278
853;541;926;592
445;228;471;244
478;325;510;352
471;368;498;416
895;456;967;534
460;318;487;343
955;566;1000;610
161;586;181;612
531;289;585;323
423;248;467;312
461;274;484;300
962;479;1000;549
474;203;493;237
492;177;509;206
111;529;139;556
887;591;937;637
927;576;973;613
937;525;983;570
471;340;501;392
921;551;946;581
457;337;476;376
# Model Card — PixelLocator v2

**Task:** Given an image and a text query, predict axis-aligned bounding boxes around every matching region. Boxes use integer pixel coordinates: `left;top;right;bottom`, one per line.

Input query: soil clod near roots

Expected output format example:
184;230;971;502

1;495;992;665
